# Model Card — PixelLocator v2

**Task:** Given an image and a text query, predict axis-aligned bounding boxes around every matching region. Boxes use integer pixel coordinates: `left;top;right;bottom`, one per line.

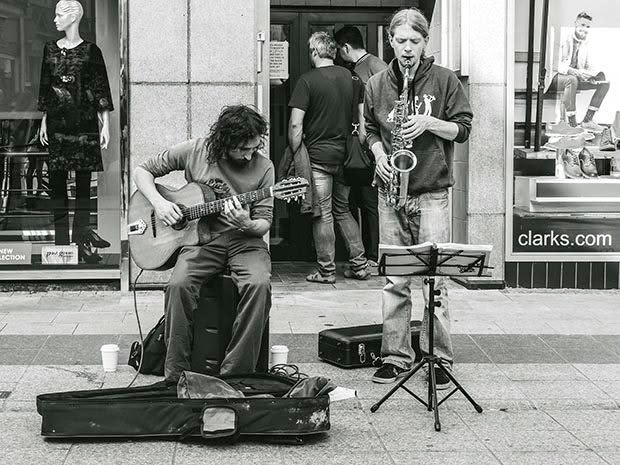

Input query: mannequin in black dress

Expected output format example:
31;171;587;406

38;0;113;263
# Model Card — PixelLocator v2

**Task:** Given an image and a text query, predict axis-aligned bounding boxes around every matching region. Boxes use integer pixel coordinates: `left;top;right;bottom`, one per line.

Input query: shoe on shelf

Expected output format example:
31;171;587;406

343;267;371;280
580;120;606;133
612;111;620;141
305;271;336;284
546;121;586;137
545;135;587;150
600;127;616;152
562;149;585;179
372;363;409;384
368;259;379;267
579;148;599;178
610;157;620;178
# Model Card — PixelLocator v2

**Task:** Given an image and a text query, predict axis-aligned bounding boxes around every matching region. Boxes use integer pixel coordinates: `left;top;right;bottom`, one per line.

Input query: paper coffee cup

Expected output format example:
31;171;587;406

100;344;120;372
270;345;289;366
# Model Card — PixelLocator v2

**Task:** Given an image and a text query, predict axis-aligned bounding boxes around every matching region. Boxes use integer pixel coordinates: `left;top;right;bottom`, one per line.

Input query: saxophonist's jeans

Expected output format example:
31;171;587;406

378;188;454;370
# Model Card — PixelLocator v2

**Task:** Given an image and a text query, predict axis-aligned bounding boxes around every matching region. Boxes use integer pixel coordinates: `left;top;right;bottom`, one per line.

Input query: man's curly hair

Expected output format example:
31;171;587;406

204;105;269;163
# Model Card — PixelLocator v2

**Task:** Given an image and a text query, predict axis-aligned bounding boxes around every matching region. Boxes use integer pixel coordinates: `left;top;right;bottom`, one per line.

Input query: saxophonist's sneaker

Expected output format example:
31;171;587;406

562;149;585;179
578;148;599;178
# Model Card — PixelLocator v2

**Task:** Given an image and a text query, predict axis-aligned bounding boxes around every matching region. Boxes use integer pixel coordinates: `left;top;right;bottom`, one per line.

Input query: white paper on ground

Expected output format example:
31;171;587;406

328;386;358;402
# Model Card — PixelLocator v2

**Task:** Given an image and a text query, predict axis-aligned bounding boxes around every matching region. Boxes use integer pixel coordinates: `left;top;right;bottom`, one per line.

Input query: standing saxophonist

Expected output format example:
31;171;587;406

365;8;473;386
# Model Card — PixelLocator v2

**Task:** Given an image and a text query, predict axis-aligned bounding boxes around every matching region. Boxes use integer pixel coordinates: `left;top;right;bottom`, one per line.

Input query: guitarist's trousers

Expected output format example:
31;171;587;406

163;231;271;382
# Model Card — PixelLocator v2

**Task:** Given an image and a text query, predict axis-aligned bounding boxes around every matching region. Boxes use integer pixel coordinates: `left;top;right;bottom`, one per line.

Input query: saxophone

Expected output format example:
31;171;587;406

386;59;417;210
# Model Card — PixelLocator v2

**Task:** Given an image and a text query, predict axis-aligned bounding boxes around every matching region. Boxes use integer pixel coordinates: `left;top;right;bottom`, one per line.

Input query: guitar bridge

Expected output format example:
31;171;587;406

127;219;147;236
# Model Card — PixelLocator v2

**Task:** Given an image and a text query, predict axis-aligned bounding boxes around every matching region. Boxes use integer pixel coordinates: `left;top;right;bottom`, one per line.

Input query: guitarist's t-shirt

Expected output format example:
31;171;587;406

139;138;274;240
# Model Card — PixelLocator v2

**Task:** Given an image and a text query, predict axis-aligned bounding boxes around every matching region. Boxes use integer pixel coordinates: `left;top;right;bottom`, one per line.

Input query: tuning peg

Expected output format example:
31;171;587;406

434;301;442;307
434;289;441;296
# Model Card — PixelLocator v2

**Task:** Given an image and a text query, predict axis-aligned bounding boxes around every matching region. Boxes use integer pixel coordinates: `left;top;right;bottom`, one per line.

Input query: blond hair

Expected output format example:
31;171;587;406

57;0;84;22
388;8;429;39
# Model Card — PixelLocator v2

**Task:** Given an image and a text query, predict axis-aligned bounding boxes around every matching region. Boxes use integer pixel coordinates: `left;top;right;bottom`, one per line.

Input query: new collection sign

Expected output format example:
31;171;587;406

0;244;32;265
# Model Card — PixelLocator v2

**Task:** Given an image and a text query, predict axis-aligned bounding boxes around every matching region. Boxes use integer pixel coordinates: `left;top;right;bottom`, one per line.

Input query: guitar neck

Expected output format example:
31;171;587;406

183;187;273;221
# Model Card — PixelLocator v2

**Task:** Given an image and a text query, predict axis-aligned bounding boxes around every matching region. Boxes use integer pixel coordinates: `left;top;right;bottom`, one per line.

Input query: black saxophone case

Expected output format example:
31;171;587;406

37;373;329;440
318;321;422;368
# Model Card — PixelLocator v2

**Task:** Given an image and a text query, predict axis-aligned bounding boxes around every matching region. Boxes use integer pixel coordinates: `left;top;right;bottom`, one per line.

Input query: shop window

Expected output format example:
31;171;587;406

0;0;120;273
508;0;620;286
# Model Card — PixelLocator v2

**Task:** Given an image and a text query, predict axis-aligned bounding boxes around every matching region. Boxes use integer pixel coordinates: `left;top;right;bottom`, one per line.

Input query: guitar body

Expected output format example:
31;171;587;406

128;183;216;270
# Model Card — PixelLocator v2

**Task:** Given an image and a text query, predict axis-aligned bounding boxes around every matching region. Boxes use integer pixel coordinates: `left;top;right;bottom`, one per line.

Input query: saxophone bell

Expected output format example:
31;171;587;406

391;148;417;173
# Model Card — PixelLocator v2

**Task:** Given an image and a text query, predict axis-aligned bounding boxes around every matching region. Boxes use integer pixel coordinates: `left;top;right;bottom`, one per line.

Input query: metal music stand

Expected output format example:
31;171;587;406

370;242;493;432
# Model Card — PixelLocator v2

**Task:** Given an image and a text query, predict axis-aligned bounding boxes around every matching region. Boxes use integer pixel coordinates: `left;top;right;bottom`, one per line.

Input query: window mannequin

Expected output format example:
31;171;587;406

38;0;114;263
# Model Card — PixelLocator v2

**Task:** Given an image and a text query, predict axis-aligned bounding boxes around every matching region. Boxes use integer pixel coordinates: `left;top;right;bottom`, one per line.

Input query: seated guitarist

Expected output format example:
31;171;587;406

134;105;274;382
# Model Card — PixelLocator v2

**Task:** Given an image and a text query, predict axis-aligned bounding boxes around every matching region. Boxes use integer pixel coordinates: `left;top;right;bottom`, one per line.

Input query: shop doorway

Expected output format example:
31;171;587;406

269;9;394;261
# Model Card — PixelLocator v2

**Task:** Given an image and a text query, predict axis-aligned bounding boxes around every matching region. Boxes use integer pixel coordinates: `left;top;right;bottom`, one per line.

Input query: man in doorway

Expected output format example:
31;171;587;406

335;25;388;266
134;105;273;382
288;31;369;284
547;11;609;132
364;8;473;388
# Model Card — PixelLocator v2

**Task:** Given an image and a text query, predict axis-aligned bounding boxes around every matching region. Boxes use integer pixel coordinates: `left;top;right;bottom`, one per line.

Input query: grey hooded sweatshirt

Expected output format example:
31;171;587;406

364;57;473;195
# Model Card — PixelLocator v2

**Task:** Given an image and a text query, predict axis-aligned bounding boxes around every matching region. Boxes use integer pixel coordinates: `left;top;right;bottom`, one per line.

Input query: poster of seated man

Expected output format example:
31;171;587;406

545;10;612;133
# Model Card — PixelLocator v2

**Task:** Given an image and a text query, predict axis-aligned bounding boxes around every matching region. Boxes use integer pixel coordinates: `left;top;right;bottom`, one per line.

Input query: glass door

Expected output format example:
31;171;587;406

269;9;393;262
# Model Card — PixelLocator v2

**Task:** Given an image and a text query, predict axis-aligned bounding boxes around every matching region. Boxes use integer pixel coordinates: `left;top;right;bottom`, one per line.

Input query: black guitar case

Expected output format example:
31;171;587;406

37;373;330;440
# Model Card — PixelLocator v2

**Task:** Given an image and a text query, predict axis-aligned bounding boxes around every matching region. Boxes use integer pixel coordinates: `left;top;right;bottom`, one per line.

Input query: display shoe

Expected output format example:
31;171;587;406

546;121;586;137
545;135;587;150
85;229;111;248
555;149;567;179
599;128;616;151
580;121;606;133
578;148;598;178
76;241;103;264
611;111;620;140
562;149;585;179
610;157;620;178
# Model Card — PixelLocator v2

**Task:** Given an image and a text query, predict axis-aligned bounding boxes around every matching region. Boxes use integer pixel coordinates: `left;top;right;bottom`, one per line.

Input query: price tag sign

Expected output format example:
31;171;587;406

41;245;79;265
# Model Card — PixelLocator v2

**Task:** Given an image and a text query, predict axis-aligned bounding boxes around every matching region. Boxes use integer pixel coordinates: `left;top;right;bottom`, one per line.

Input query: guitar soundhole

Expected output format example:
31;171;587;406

170;203;188;230
171;218;188;231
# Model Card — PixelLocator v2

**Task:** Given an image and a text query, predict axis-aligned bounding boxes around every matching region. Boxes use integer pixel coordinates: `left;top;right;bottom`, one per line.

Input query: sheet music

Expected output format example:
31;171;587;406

378;242;493;277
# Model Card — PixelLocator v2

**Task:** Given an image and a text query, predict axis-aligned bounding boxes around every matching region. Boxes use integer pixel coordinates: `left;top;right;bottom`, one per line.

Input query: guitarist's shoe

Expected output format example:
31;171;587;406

306;271;335;284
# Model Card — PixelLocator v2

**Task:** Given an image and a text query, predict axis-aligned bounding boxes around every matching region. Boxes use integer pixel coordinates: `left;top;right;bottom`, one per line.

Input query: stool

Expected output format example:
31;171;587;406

191;274;269;375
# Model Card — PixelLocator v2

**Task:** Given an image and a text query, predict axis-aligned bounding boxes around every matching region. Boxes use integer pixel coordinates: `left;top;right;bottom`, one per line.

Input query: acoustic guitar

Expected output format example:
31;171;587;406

127;177;308;270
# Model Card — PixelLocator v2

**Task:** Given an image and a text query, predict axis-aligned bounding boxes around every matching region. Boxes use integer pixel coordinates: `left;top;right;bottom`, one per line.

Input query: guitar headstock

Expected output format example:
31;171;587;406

273;177;309;203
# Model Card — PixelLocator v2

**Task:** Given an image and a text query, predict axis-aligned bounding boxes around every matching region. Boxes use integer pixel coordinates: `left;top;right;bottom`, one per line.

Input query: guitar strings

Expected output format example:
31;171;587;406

174;189;270;220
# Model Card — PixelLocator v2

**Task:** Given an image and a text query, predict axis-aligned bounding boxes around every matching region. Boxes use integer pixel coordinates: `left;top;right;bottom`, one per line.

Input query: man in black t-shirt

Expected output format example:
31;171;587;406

288;31;369;283
335;26;388;267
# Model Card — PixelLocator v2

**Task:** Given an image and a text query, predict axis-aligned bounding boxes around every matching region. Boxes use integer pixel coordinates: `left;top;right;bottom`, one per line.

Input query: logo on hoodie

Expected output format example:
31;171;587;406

387;93;436;122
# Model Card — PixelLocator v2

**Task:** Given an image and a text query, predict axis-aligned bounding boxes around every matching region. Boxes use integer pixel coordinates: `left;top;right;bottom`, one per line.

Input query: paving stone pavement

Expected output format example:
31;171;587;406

0;272;619;464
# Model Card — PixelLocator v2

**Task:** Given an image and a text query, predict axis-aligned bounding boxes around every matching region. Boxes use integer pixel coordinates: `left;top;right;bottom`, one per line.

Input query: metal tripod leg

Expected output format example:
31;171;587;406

428;357;441;431
435;361;483;413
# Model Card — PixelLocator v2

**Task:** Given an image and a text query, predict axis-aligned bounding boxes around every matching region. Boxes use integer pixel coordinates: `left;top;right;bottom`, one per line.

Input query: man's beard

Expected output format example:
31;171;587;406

229;157;250;167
